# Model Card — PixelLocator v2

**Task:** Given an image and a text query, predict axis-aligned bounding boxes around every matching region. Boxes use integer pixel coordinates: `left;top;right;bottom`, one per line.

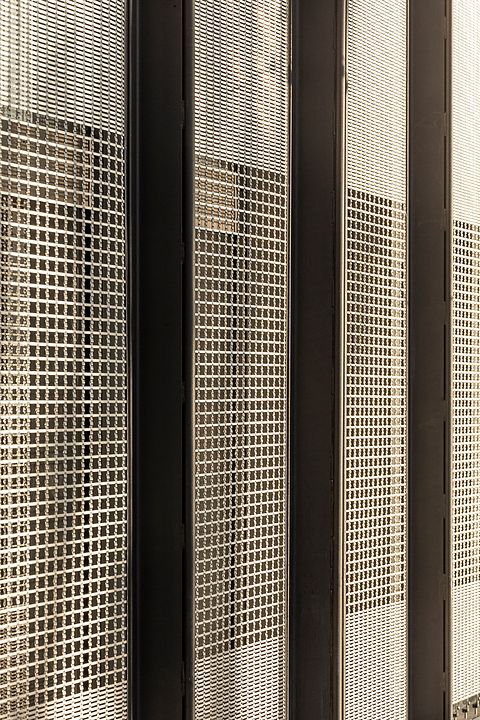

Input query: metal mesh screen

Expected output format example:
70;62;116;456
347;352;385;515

451;2;480;713
343;2;408;718
0;2;128;719
192;2;290;719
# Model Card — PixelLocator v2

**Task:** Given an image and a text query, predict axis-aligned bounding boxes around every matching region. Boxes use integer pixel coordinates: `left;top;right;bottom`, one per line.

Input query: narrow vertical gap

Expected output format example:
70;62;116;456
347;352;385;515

444;517;447;575
444;134;448;210
443;599;447;672
444;420;447;495
445;37;448;114
444;230;448;302
444;323;447;400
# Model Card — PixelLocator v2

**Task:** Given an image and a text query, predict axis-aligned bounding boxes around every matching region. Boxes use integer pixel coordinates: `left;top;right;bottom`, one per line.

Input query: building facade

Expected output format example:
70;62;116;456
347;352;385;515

0;1;479;719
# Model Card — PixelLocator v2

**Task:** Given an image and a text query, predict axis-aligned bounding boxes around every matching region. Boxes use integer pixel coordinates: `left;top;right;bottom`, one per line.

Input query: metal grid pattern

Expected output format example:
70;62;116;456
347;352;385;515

0;1;128;718
343;2;408;718
192;2;290;718
451;4;480;708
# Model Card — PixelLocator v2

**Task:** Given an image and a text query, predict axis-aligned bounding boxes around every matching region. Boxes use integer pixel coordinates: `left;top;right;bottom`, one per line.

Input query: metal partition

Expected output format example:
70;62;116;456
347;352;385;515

342;1;409;717
408;0;450;717
0;2;129;718
451;2;480;716
191;1;290;718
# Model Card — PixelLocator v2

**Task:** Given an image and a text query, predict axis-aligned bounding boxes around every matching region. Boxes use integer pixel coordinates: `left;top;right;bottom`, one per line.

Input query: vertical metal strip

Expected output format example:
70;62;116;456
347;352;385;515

134;1;184;718
408;0;450;717
342;1;409;718
289;0;341;716
451;2;480;716
191;1;290;718
0;1;129;718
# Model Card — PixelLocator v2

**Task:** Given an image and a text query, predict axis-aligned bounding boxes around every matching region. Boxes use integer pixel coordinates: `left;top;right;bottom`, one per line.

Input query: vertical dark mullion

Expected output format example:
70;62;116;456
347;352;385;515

183;0;194;717
290;0;340;717
128;0;137;716
409;0;450;717
132;0;185;717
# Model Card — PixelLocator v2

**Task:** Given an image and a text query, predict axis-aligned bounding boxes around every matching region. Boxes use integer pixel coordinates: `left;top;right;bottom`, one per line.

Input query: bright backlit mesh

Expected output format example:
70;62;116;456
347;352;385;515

192;1;290;718
451;2;480;715
343;2;408;718
0;1;128;718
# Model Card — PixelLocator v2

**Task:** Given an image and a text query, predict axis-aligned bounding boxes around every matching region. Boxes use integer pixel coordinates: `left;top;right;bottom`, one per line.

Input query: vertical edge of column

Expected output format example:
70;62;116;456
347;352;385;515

183;0;194;715
290;1;342;717
132;0;185;717
128;0;138;715
409;0;450;717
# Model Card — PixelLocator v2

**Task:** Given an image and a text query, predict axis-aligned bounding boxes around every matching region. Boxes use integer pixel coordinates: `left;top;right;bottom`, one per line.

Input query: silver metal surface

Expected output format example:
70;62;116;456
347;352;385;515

192;2;290;718
451;1;480;709
343;1;408;718
0;1;128;718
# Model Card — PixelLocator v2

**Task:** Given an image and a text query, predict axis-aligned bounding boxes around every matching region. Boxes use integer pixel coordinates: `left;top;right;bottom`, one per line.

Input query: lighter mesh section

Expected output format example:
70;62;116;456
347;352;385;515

343;1;408;718
0;1;128;717
451;0;480;710
192;1;290;718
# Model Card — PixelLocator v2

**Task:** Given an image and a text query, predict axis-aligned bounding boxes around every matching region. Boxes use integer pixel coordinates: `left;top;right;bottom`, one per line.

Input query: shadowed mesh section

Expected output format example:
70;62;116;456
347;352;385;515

343;2;408;718
193;154;289;720
451;3;480;714
192;1;290;718
451;222;480;711
0;1;128;717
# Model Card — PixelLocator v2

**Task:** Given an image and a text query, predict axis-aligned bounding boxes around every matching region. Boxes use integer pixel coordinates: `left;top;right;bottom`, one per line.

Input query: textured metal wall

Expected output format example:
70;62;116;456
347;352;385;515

192;1;290;718
451;1;480;713
0;1;128;719
343;2;408;718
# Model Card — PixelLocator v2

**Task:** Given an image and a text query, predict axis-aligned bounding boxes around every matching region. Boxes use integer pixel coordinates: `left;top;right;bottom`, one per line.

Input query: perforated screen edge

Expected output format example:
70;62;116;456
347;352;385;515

342;2;408;718
191;1;290;719
451;1;480;714
0;1;129;719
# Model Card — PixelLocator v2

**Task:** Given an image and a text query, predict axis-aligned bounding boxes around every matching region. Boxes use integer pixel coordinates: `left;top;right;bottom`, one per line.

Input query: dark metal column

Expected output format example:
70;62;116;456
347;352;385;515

290;1;341;717
409;0;450;717
131;0;185;717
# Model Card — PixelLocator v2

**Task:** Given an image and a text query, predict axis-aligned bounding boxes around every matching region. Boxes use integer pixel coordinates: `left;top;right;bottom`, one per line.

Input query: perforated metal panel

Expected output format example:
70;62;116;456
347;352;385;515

192;2;290;719
343;2;408;718
0;2;128;719
451;2;480;713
